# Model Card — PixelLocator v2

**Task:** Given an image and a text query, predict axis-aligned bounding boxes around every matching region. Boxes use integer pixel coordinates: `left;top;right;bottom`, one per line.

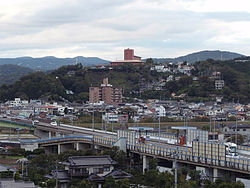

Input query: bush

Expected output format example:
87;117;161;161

47;178;56;188
14;172;21;180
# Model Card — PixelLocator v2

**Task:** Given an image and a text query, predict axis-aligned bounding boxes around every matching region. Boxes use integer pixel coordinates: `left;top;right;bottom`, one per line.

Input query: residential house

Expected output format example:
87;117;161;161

223;124;250;138
46;156;132;187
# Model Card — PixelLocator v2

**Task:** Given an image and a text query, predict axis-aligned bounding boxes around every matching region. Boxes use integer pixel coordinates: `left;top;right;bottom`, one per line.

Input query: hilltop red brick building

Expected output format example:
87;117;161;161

111;48;143;66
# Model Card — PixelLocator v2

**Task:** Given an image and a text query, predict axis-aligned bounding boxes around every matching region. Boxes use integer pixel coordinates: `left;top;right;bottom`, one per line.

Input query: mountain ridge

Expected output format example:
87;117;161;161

0;56;109;70
149;50;244;64
0;50;245;71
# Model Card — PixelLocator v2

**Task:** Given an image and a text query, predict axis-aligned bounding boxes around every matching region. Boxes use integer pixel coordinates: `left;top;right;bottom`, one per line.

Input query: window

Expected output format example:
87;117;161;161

104;166;110;172
81;168;88;173
243;129;246;131
74;168;80;174
93;168;104;174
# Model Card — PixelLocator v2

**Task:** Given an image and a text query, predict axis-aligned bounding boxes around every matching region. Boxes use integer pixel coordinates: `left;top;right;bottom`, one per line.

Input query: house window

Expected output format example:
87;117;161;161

243;129;246;131
81;168;88;173
74;168;80;174
104;166;110;172
93;168;104;174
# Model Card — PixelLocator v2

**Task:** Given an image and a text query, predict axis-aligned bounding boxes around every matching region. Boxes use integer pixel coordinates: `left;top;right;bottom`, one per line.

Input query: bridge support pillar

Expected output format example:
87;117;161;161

74;143;91;151
213;168;225;182
58;144;61;154
76;142;79;151
143;155;149;174
48;131;51;139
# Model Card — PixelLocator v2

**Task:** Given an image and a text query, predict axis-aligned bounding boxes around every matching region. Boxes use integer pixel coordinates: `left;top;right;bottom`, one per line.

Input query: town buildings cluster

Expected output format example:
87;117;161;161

1;97;250;132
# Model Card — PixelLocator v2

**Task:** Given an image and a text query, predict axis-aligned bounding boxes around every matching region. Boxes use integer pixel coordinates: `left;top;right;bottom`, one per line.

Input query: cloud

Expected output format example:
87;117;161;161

0;0;250;59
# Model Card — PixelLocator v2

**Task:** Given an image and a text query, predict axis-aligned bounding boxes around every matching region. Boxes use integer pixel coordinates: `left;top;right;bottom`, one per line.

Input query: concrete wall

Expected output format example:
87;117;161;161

34;129;49;138
20;142;38;151
75;143;91;151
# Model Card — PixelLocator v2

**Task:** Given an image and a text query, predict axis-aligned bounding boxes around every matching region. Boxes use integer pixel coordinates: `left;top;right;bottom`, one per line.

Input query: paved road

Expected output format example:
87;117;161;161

35;122;250;160
37;122;117;138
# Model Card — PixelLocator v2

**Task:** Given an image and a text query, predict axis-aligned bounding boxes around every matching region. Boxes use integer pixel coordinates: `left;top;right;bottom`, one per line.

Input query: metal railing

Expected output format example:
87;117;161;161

127;143;250;173
238;145;250;152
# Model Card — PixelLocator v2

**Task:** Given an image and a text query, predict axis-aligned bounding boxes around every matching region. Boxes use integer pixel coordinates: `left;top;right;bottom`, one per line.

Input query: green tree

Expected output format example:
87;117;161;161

103;176;116;188
116;178;130;188
148;158;158;170
47;178;56;188
77;179;91;188
145;58;154;65
227;134;244;145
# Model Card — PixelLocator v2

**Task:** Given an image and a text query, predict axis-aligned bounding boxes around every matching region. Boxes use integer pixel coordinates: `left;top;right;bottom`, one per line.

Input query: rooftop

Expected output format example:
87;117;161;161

63;155;117;167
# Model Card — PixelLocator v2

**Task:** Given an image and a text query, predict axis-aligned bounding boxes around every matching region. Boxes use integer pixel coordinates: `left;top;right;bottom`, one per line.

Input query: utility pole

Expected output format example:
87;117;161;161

174;152;178;188
209;116;212;132
102;112;104;130
21;160;24;176
158;115;161;143
112;121;114;145
185;115;188;152
55;160;58;188
92;109;94;131
236;116;238;145
213;119;216;143
25;162;28;177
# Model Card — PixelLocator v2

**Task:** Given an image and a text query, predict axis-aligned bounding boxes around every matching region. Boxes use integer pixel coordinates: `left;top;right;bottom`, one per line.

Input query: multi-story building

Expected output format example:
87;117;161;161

89;78;122;105
111;48;143;66
215;80;225;90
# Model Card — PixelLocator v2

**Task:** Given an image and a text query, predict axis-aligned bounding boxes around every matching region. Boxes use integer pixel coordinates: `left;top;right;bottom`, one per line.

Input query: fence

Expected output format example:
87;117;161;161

127;142;250;172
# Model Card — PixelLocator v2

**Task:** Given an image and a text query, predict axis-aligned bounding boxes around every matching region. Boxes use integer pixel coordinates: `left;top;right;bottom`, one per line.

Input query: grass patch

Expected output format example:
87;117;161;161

0;155;25;160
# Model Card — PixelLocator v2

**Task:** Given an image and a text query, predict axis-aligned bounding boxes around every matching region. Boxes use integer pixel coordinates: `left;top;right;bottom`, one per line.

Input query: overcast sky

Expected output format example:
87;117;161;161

0;0;250;60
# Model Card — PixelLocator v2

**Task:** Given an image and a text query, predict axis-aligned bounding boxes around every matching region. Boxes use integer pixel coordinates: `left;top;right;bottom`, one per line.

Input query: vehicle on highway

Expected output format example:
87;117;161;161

33;120;39;124
50;122;57;126
225;142;238;157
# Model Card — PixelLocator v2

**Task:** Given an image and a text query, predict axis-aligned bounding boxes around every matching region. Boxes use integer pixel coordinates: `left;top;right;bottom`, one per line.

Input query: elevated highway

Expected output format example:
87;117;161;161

30;122;250;181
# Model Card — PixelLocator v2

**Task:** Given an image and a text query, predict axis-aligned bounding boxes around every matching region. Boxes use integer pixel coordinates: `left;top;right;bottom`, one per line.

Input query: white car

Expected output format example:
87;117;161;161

33;120;39;124
50;122;57;126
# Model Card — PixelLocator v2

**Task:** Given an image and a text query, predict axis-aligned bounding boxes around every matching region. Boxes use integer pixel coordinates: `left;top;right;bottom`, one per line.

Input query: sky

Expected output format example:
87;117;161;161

0;0;250;60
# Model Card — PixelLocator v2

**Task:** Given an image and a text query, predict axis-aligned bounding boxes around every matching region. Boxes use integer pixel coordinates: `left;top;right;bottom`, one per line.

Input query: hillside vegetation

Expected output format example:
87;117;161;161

0;58;249;103
0;64;34;85
0;56;109;71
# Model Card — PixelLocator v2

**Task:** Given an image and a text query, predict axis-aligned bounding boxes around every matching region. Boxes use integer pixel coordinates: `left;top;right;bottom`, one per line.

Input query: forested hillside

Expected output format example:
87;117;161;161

0;56;109;71
0;58;249;103
0;64;34;85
